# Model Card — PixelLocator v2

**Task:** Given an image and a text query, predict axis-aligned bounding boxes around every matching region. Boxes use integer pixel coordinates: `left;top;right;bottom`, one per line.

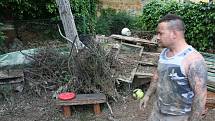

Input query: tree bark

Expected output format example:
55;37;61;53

56;0;84;49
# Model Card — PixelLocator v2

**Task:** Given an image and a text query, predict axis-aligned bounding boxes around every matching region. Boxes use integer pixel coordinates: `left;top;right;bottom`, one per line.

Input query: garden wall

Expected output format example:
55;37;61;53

99;0;144;15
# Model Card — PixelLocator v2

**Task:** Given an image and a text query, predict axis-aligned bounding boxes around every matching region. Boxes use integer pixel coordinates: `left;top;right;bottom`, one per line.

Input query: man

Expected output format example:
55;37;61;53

139;14;207;121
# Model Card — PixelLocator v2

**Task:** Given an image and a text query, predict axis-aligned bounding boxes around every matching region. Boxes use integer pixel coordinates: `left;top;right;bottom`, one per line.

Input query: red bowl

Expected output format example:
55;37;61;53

58;92;76;100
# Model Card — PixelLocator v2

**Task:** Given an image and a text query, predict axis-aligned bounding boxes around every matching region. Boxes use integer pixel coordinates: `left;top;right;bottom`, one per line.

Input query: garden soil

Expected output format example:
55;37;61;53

0;91;214;121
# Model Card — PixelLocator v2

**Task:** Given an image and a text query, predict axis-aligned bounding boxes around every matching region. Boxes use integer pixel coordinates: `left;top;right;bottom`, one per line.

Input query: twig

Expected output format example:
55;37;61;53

57;24;78;53
106;101;114;116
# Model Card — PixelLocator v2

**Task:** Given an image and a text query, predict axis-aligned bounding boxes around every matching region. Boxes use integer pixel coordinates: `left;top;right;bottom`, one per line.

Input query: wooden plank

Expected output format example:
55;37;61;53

206;91;215;109
110;34;157;45
135;72;153;76
206;61;215;66
205;58;215;63
134;61;155;66
0;69;24;85
0;78;24;85
56;93;106;106
121;42;143;49
208;76;215;82
0;69;24;80
141;51;160;56
208;72;215;77
208;68;215;73
117;77;132;83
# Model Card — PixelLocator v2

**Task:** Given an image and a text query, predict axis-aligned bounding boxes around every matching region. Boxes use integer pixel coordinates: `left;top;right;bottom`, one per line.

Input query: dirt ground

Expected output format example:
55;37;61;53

1;90;215;121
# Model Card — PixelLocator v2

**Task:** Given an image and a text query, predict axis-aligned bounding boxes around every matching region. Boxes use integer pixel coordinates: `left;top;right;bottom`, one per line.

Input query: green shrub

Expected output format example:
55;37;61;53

136;0;215;51
0;0;98;34
95;8;136;36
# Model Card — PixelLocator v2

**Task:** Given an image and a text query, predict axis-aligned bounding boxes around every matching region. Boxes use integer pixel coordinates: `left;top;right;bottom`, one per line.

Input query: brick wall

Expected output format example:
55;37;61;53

99;0;144;15
98;0;214;15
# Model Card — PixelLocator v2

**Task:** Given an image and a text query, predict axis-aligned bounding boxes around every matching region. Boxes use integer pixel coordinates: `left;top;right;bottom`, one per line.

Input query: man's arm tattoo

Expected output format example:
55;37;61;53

188;59;207;121
145;70;158;97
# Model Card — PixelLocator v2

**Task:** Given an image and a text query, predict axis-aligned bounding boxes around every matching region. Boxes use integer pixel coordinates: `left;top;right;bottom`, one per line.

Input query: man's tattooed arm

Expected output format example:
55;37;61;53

145;69;159;97
188;59;207;121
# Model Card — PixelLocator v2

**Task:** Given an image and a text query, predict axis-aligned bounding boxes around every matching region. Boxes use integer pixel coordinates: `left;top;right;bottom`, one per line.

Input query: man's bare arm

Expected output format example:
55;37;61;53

188;59;207;121
139;69;159;109
145;69;159;97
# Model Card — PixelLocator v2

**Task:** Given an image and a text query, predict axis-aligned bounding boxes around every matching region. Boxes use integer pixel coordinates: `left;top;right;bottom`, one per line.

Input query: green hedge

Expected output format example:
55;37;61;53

0;0;98;34
136;0;215;51
95;8;136;36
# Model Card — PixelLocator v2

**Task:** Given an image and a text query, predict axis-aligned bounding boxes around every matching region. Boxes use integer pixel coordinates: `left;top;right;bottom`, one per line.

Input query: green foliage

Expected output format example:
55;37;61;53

95;8;136;35
136;0;215;51
0;0;98;34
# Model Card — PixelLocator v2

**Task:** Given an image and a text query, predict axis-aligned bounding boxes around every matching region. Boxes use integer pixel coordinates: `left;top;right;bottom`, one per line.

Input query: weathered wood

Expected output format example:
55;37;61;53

110;34;157;45
56;93;106;117
93;104;101;115
63;106;71;117
0;69;24;79
56;93;106;106
134;61;155;66
141;52;160;56
117;77;132;83
56;0;84;49
121;42;143;49
135;72;153;77
0;69;24;85
206;91;215;109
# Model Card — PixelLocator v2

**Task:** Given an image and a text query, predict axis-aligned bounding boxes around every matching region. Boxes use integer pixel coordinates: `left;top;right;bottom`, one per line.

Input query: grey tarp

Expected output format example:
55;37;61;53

0;49;37;69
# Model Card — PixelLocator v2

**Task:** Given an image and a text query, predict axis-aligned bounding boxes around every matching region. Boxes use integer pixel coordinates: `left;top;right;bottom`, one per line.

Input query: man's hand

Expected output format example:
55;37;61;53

139;95;150;110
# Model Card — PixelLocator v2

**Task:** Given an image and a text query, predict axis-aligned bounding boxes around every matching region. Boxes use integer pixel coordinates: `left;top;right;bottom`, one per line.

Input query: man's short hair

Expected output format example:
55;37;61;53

158;14;185;32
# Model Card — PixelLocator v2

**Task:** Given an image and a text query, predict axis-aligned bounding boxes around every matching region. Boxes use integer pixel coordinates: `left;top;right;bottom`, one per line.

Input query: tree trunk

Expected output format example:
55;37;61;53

56;0;84;49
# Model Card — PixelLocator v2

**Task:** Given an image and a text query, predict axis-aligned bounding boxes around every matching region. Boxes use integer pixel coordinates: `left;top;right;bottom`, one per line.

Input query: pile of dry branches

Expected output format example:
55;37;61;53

24;37;119;99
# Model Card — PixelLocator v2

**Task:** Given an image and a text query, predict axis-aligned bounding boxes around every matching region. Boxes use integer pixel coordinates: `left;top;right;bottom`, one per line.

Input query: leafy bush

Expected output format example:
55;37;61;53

95;8;136;36
0;0;98;34
136;0;215;51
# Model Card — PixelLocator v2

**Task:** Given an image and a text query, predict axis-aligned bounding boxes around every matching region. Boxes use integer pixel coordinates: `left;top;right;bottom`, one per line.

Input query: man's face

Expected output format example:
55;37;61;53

156;22;174;48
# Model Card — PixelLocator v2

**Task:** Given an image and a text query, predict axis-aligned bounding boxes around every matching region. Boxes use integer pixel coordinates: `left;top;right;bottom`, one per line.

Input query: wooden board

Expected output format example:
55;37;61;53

203;52;215;88
116;42;143;83
110;34;157;45
56;93;106;106
0;69;24;85
0;69;24;80
206;91;215;109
